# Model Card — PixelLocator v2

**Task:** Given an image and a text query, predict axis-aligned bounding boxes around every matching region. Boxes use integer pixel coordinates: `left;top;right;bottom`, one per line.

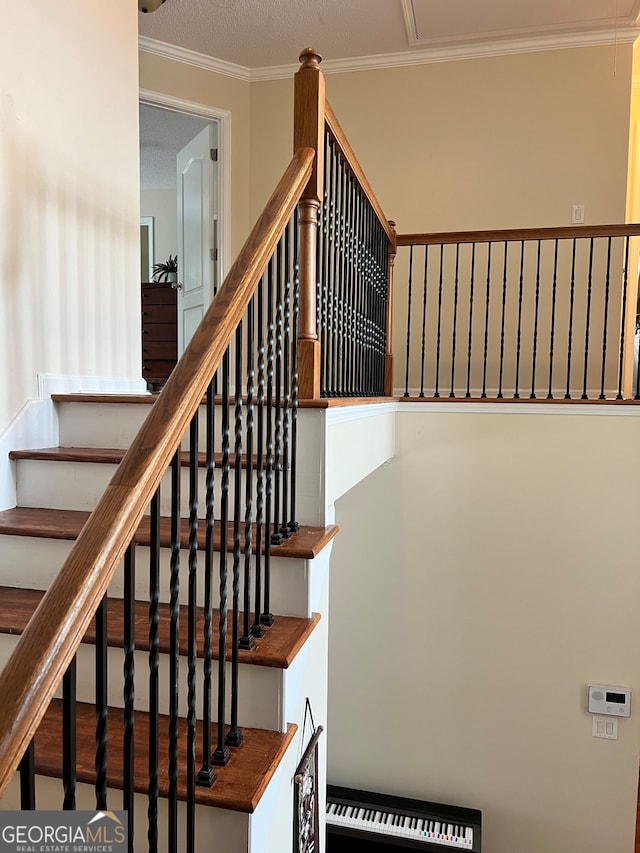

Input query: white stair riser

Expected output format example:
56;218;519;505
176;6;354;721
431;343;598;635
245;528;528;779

57;401;293;457
2;774;251;853
14;460;290;524
0;536;313;619
0;635;283;732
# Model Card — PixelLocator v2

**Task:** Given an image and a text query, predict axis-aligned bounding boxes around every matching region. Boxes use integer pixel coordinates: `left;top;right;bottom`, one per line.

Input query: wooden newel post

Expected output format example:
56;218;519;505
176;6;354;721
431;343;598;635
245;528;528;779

384;221;397;397
294;48;325;400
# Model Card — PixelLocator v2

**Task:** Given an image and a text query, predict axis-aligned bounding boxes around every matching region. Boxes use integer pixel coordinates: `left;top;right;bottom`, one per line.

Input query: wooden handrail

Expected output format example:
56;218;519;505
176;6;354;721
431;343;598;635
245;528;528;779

324;100;395;244
397;223;640;246
0;147;314;797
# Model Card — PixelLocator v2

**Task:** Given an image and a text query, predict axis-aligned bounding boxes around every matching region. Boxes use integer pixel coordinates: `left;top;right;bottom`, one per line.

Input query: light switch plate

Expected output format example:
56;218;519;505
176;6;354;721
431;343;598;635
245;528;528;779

592;715;617;739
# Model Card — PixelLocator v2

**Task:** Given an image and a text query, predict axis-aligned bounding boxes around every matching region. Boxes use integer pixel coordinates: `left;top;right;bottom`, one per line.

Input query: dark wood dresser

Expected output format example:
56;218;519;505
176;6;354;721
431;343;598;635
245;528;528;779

141;282;177;391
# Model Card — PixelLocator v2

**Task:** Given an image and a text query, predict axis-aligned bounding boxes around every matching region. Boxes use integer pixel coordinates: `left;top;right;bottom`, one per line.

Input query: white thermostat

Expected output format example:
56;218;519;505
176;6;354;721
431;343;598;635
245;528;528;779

588;684;631;717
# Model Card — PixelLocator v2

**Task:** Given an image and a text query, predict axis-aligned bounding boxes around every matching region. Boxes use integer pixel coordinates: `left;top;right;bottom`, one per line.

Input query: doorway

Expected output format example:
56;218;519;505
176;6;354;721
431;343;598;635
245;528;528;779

139;93;230;368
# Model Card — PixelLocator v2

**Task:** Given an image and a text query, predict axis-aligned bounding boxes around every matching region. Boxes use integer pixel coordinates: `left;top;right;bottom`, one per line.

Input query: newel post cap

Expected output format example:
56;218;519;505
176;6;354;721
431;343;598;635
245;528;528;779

298;48;323;69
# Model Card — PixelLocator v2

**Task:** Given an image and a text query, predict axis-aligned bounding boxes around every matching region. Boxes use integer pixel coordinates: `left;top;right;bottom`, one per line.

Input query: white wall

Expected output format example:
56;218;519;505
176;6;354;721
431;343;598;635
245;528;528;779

329;405;640;853
0;2;141;433
140;188;178;275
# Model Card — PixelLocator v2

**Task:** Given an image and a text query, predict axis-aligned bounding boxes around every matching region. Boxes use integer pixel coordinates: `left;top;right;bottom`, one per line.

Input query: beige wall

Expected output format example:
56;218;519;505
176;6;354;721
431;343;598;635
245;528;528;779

330;406;640;853
138;53;252;261
0;1;141;432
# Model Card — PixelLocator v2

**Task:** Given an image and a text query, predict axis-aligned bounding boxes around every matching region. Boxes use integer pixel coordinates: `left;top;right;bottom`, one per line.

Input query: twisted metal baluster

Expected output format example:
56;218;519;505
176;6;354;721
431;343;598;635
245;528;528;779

481;243;492;399
252;276;266;638
148;490;161;852
289;211;300;533
581;238;595;399
617;237;631;400
419;245;428;397
530;240;542;399
168;451;181;853
198;384;217;787
434;244;444;398
262;259;275;627
497;242;508;399
565;239;577;399
514;241;525;399
547;240;559;399
599;236;613;399
450;244;461;398
241;301;256;650
465;244;476;398
280;225;291;539
214;352;231;766
123;543;135;852
186;414;199;851
227;323;245;747
404;245;414;397
94;596;108;810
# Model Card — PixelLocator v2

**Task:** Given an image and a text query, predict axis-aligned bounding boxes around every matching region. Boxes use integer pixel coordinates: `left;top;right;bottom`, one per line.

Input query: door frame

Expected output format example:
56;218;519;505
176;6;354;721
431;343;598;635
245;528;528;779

139;88;231;298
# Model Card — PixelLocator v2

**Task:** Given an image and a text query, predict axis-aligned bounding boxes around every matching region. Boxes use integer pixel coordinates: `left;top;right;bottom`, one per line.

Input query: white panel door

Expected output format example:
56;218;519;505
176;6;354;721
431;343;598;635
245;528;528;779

176;124;218;354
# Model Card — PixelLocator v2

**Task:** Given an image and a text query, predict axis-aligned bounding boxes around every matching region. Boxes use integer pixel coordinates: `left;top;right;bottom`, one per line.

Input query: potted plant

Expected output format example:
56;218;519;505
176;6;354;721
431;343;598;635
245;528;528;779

152;254;178;283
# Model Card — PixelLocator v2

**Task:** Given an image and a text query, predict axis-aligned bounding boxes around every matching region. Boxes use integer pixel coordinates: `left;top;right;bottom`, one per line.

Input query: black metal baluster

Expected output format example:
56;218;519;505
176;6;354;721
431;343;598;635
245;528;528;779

198;384;217;787
581;238;595;399
530;240;542;399
186;414;199;853
320;132;330;395
617;237;631;399
95;595;108;810
262;258;275;627
434;244;445;398
497;242;508;399
565;239;577;399
404;245;414;397
252;276;266;638
450;244;460;398
148;489;160;851
214;353;231;765
18;741;35;809
330;143;340;397
289;210;300;534
241;303;256;650
271;240;284;546
418;245;428;397
465;244;476;398
599;236;613;399
514;241;525;399
481;243;492;399
62;655;76;810
280;225;291;539
123;543;135;853
227;324;244;748
546;240;559;399
168;451;181;853
338;161;348;396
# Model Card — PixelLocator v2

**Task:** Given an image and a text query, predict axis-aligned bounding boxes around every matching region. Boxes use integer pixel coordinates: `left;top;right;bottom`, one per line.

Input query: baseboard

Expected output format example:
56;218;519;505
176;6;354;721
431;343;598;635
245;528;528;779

38;373;147;398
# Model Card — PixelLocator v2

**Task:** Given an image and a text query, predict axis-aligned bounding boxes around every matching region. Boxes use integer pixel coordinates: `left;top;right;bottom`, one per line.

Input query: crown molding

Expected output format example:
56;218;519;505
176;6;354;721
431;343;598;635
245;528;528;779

138;36;251;82
140;27;640;84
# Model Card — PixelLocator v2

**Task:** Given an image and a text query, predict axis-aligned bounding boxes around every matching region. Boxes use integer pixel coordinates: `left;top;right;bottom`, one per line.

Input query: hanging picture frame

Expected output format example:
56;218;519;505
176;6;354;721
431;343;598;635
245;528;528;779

293;699;324;853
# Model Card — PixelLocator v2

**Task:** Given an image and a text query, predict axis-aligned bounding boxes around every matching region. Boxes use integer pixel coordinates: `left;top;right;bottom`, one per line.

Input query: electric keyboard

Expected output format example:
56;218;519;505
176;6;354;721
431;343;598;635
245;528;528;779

326;785;482;851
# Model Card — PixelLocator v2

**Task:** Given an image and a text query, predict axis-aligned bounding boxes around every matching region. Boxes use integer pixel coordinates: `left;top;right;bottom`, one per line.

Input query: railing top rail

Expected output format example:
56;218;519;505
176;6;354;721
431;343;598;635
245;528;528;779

0;146;315;797
397;223;640;246
324;100;395;244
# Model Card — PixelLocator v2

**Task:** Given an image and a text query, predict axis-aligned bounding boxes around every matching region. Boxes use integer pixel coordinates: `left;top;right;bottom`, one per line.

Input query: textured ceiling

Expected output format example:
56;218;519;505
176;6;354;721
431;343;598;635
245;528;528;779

138;0;640;70
140;105;210;189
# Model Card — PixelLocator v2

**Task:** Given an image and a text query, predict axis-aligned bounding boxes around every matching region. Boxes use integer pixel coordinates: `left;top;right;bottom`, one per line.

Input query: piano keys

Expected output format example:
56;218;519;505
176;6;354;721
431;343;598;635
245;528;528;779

326;785;482;852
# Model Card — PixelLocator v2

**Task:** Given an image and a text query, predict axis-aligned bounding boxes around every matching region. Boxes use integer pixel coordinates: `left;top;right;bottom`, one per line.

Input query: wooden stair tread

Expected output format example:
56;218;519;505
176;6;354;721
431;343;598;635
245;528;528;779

0;586;320;669
9;446;274;470
0;507;339;558
51;392;396;408
35;699;296;813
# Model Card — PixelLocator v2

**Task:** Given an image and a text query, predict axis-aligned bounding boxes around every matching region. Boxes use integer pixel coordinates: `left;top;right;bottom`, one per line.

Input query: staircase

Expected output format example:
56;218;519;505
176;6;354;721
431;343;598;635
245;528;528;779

0;393;338;851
